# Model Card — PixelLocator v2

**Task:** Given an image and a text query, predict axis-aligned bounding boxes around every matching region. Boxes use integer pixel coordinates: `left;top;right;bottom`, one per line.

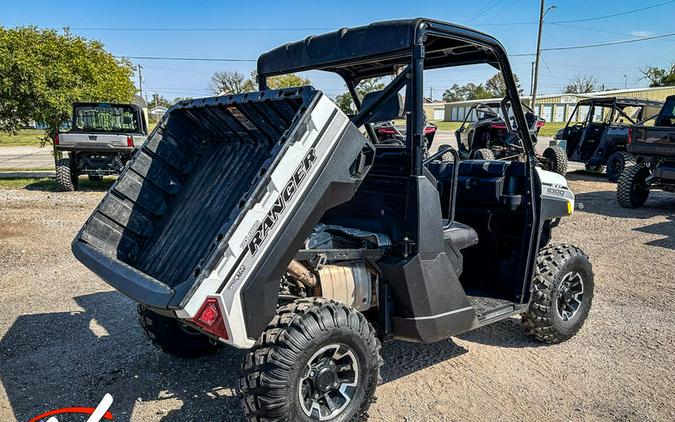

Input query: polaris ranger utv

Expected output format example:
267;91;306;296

55;102;148;191
72;19;593;421
617;95;675;208
454;101;568;175
554;97;663;181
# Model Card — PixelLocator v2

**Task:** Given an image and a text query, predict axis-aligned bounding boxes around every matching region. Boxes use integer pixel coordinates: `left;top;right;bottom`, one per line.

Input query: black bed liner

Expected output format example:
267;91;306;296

73;87;320;306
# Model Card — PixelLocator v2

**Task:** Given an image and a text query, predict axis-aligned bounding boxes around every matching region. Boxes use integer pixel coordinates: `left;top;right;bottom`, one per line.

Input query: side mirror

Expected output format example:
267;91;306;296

360;90;404;124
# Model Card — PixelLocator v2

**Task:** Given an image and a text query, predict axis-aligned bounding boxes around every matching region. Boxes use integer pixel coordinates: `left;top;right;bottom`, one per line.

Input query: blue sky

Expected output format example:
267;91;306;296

2;0;674;101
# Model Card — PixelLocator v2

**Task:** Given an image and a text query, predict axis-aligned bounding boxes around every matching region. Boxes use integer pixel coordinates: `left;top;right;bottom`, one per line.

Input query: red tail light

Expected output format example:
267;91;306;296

126;135;134;148
424;126;437;134
193;298;228;339
377;127;397;135
54;133;59;145
536;120;545;128
490;123;507;130
627;127;632;144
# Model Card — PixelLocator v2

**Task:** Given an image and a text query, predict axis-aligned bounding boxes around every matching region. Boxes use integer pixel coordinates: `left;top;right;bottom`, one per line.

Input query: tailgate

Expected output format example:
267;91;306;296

72;87;373;328
57;132;142;151
629;126;675;158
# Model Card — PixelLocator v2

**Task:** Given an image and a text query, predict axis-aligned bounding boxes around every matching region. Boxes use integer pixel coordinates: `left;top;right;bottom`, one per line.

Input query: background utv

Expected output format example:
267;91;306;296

73;18;594;421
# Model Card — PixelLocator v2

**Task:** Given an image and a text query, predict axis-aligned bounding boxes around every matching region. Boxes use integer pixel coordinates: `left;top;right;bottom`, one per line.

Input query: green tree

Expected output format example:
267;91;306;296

640;64;675;87
334;78;385;114
149;94;171;109
266;73;311;89
485;72;523;97
212;70;312;94
442;83;492;102
0;26;136;145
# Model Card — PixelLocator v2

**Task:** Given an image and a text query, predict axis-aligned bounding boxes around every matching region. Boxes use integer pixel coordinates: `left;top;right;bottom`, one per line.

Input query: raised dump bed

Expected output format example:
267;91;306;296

73;87;373;308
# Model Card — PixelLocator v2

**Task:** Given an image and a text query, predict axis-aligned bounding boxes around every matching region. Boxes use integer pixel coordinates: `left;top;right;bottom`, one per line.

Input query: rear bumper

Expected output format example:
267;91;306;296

56;144;136;153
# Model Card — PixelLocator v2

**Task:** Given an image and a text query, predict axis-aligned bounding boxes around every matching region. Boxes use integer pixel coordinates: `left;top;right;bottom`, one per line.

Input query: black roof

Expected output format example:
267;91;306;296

575;96;663;108
257;18;503;81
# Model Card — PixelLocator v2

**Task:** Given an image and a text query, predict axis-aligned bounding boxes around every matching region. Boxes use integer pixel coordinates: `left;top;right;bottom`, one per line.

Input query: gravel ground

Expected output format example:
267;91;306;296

0;173;673;422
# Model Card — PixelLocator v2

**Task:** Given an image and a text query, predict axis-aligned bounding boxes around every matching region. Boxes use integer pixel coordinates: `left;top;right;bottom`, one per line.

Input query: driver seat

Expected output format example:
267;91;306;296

443;221;478;250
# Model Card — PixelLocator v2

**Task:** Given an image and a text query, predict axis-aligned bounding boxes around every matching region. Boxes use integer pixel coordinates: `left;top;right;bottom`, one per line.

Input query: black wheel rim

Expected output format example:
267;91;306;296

633;173;649;201
610;159;622;176
556;271;584;321
298;343;359;420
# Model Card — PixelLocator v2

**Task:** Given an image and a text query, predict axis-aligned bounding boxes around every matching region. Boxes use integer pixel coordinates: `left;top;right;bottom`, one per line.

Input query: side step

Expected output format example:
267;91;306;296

467;295;526;324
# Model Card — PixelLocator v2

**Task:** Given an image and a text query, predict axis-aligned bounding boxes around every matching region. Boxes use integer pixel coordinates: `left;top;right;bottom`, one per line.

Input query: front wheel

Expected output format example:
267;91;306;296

240;298;382;421
471;148;495;160
542;146;568;176
617;165;651;208
522;244;594;344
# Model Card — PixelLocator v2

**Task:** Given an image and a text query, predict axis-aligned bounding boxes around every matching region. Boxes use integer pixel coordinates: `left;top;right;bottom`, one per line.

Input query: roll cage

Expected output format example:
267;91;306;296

257;18;536;176
565;97;664;128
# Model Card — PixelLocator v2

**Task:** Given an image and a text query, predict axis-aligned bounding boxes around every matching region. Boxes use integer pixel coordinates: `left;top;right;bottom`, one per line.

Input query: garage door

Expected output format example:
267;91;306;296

554;105;565;122
433;108;444;120
541;105;553;122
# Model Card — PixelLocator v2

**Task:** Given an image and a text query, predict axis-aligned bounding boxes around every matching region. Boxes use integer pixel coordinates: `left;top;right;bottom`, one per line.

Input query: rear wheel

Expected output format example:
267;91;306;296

138;305;221;358
617;164;651;208
240;298;381;421
471;148;495;160
522;244;594;344
606;151;636;182
55;157;78;191
542;146;568;176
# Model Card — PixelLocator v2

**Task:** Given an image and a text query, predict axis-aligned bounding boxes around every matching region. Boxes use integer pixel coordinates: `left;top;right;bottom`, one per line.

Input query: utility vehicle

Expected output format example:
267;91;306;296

373;119;438;151
554;97;663;181
55;102;148;191
454;101;567;175
73;19;593;421
617;95;675;208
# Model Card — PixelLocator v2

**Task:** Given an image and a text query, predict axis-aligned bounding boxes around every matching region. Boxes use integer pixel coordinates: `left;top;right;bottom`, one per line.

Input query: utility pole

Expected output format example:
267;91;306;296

137;64;144;102
530;2;556;108
429;87;433;101
530;61;535;97
624;74;628;89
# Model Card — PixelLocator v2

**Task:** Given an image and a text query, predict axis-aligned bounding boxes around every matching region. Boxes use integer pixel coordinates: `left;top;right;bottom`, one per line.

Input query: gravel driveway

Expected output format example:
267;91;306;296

0;173;673;421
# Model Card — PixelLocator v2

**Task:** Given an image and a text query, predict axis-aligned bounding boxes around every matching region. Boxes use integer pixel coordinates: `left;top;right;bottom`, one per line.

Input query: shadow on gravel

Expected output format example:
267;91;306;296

457;317;545;349
0;291;478;421
20;177;115;192
0;291;246;421
574;190;674;250
379;339;468;384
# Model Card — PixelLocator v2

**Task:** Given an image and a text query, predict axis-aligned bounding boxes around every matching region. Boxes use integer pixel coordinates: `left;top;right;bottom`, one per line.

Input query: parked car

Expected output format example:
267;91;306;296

554;97;663;181
455;101;567;175
55;102;148;191
73;18;593;421
617;95;675;208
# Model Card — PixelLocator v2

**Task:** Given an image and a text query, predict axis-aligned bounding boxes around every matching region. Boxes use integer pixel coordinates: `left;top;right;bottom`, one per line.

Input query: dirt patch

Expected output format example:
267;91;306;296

0;174;673;422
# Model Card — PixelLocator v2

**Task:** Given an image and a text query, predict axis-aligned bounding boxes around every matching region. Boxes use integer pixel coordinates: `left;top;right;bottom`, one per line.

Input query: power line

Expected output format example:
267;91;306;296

52;26;334;32
510;31;675;56
549;0;675;24
466;0;507;24
543;31;675;51
116;55;256;62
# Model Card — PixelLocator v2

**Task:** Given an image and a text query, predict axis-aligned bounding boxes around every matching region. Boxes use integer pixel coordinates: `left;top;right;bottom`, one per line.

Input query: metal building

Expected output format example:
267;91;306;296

427;86;675;122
